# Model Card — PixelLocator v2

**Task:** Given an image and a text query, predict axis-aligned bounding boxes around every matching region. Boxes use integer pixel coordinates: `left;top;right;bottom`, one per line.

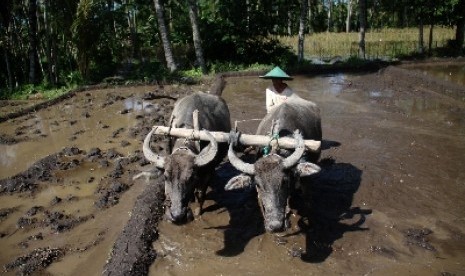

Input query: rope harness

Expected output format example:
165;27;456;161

262;133;279;156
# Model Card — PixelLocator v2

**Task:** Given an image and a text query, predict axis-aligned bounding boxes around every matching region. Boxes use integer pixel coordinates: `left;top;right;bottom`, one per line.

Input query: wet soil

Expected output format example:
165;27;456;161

1;59;465;275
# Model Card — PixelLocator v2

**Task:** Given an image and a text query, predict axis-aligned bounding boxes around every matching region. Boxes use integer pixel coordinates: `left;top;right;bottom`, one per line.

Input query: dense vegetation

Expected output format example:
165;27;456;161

0;0;464;99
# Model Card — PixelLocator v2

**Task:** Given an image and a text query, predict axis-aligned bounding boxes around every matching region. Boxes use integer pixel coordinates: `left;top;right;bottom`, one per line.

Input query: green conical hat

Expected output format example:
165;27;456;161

259;66;293;80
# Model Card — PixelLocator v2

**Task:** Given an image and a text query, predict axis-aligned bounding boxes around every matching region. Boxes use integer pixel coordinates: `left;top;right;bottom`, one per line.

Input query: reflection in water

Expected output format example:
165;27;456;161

409;64;465;86
0;144;17;167
124;97;160;113
327;74;347;95
369;90;393;98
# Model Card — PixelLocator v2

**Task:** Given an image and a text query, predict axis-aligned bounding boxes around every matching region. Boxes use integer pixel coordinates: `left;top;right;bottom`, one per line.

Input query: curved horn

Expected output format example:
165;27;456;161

143;128;165;168
228;143;255;175
282;130;305;169
194;130;218;167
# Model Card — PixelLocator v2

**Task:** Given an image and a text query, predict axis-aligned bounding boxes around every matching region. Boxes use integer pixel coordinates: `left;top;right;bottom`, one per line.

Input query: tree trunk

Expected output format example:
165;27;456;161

28;0;39;84
42;0;56;86
428;24;434;53
455;0;465;49
418;18;424;54
346;0;352;33
288;11;292;35
1;2;14;91
127;0;137;60
187;0;207;74
457;19;465;49
327;0;332;32
358;0;366;59
3;48;13;92
153;0;177;72
308;0;313;34
298;0;308;62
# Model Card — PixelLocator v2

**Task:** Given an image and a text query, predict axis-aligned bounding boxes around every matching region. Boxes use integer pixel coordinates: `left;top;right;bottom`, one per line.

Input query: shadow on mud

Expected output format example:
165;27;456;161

321;139;342;150
207;162;265;257
297;158;372;263
207;150;370;260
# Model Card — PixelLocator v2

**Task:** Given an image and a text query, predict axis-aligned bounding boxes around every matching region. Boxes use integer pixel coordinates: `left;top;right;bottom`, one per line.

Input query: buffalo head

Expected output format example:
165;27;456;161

226;131;321;232
143;127;218;223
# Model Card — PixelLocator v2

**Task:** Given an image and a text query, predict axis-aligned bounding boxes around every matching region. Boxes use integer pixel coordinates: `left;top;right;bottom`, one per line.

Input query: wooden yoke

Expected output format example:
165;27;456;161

150;125;321;153
192;109;200;151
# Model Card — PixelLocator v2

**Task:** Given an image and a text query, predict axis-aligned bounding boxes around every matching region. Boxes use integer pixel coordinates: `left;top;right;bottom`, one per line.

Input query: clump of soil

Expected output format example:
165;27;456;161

404;228;436;251
0;133;21;144
0;154;59;194
95;179;130;209
103;175;165;276
43;211;91;233
0;207;18;222
3;247;65;275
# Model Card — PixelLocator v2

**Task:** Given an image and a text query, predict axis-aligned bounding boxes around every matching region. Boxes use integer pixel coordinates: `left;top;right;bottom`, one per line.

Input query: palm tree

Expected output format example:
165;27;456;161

153;0;177;72
346;0;352;33
358;0;367;59
72;0;94;80
0;0;13;91
28;0;39;84
187;0;206;74
454;0;465;50
298;0;308;62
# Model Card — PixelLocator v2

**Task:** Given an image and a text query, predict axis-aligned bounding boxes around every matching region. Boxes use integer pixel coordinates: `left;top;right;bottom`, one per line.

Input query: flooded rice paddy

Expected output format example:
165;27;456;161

1;61;465;275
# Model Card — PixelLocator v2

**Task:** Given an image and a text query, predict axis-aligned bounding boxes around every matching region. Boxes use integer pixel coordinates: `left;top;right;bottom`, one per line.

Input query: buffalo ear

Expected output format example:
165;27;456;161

295;162;321;177
224;174;253;191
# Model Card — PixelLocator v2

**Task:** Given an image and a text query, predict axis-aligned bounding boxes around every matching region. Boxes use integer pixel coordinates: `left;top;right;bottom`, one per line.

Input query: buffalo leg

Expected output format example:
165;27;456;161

194;172;211;216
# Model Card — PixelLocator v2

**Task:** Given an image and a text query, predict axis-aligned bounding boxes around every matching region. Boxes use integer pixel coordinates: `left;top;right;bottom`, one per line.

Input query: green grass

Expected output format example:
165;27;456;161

4;84;75;101
277;27;456;59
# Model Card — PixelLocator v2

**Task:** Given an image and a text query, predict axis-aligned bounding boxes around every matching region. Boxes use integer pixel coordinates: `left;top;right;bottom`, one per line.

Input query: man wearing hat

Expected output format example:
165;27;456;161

260;66;295;113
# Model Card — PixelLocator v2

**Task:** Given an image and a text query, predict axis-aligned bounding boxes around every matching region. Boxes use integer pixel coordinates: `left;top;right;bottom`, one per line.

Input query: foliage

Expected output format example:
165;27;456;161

1;83;71;101
63;71;84;87
278;27;456;59
0;0;464;100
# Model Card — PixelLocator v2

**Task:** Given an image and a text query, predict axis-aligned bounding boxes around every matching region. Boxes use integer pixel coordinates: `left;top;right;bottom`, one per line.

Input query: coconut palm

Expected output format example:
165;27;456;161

187;0;206;74
153;0;177;72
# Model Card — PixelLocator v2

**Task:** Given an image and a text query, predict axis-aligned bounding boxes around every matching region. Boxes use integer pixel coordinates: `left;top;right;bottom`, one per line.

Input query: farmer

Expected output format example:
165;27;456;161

260;66;295;113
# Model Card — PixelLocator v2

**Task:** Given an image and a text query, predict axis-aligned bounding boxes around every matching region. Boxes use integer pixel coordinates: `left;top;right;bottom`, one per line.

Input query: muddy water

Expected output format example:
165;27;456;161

150;74;465;275
403;63;465;86
1;68;465;275
0;85;194;275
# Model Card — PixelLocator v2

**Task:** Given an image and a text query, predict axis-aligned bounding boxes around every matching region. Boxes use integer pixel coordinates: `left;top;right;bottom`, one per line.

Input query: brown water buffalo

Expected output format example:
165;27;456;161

226;97;322;232
143;91;231;223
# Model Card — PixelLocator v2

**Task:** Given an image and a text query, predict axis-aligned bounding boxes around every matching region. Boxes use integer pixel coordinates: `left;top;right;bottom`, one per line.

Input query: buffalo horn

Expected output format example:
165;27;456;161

143;127;165;168
282;130;305;169
194;130;218;167
228;143;255;175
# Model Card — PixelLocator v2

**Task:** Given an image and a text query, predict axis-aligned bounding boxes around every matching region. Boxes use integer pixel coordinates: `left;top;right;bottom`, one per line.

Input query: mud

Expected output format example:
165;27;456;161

1;59;465;275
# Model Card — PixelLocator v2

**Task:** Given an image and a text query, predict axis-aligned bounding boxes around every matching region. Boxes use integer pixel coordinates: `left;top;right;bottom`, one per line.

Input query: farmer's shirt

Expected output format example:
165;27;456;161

266;85;294;113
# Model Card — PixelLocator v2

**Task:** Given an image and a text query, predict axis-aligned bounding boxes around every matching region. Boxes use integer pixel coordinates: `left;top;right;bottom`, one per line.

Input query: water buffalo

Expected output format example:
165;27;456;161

226;97;322;232
143;91;231;223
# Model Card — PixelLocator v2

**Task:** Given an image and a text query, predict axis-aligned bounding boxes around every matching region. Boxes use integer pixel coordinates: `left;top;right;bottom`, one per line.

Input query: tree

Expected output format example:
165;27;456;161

454;0;465;50
28;0;39;84
72;0;101;80
358;0;367;58
153;0;177;72
346;0;352;32
187;0;206;74
0;0;13;91
327;0;333;32
298;0;308;62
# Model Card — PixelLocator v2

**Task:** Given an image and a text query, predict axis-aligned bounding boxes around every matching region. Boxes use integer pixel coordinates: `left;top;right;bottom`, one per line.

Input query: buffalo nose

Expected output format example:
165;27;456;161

169;208;186;223
267;220;284;232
